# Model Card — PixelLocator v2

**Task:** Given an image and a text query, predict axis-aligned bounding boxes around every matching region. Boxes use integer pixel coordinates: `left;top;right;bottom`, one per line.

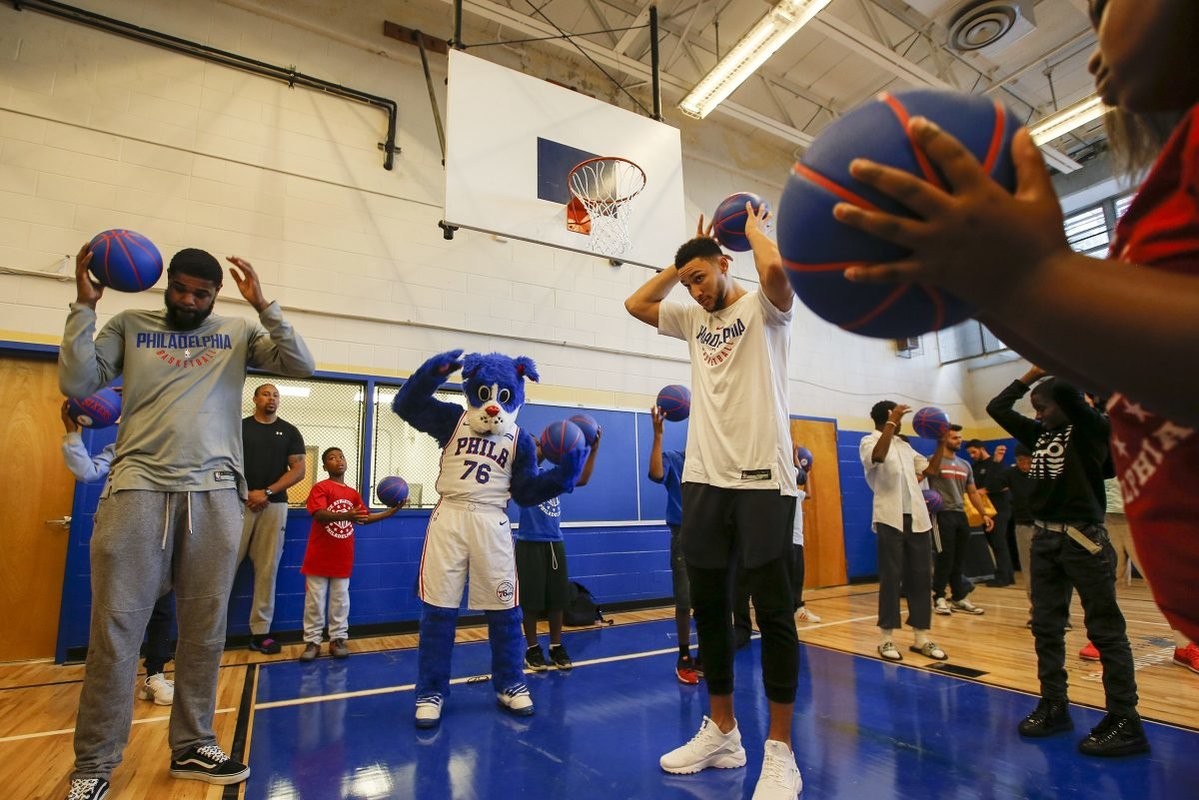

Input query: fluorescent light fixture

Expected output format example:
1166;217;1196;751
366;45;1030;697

1029;95;1107;145
680;0;832;119
276;385;311;398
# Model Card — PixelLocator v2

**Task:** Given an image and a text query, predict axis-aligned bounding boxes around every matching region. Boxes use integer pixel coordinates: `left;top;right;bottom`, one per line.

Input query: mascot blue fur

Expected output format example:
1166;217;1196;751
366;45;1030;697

394;349;587;728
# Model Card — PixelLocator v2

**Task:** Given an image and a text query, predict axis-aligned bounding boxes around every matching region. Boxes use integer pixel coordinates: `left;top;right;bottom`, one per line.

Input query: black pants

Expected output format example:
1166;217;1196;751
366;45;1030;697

735;542;807;635
1030;523;1139;717
986;508;1015;584
877;516;932;631
143;592;175;675
789;544;806;610
932;510;972;601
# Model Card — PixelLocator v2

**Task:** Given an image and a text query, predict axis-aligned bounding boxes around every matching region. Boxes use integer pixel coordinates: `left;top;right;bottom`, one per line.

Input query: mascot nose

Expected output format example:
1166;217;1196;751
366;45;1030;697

485;405;500;417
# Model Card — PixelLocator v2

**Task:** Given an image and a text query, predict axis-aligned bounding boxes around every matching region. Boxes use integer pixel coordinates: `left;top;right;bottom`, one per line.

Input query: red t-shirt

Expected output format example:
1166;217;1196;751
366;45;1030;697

302;479;365;579
1106;102;1199;644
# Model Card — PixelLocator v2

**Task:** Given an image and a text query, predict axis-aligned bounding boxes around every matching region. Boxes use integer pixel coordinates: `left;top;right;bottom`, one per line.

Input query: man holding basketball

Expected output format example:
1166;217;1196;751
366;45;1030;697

59;244;314;800
625;203;803;799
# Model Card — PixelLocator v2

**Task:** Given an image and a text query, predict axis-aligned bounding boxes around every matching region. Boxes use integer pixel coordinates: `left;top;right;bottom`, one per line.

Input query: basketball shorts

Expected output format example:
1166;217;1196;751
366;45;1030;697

418;499;518;610
515;539;569;613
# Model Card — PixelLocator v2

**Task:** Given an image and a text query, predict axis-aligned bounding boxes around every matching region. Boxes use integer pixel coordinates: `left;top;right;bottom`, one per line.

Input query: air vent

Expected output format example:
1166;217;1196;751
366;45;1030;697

947;1;1035;53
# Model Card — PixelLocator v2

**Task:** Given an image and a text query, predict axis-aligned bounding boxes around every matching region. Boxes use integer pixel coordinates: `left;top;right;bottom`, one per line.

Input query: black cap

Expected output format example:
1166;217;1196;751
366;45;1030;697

948;423;963;432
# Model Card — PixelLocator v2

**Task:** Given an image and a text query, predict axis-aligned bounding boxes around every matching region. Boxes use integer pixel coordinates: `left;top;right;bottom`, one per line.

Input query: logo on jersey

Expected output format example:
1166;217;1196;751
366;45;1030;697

1032;427;1071;480
135;331;232;369
324;497;358;539
538;497;561;517
496;580;515;603
696;318;746;366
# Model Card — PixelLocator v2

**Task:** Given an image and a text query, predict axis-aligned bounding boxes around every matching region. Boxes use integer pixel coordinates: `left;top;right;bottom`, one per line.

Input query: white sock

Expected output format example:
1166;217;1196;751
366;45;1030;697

914;629;929;647
879;628;893;644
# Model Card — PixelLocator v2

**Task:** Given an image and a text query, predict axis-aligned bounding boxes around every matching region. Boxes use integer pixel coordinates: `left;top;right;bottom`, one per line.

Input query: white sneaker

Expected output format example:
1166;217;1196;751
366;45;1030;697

415;695;443;729
950;599;985;615
934;597;951;615
137;672;174;705
660;716;748;774
496;684;535;716
795;607;821;623
751;739;803;799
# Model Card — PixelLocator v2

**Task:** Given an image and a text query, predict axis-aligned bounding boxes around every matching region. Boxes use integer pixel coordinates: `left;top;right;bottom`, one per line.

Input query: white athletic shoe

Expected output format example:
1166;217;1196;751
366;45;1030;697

751;739;803;799
795;607;821;623
497;684;535;716
660;716;748;775
934;597;952;615
137;673;174;705
951;599;985;615
415;695;443;729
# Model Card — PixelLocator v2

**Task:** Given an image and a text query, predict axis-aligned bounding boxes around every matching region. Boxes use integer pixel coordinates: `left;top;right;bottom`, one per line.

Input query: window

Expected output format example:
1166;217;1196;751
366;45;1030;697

936;320;1007;364
370;387;466;508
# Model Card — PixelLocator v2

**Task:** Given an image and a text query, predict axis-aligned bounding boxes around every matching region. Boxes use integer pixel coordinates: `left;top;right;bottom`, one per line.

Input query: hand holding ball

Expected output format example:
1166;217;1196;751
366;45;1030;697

711;192;769;252
376;476;410;508
656;385;691;422
87;229;163;292
540;421;585;465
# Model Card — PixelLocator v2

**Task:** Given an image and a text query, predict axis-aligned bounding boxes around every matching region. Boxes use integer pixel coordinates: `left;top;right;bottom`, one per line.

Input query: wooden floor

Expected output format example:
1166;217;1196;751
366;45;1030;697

2;577;1194;799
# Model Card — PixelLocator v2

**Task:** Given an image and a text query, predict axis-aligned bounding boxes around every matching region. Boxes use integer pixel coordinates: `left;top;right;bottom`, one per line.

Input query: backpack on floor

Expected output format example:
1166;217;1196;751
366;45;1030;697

563;581;612;627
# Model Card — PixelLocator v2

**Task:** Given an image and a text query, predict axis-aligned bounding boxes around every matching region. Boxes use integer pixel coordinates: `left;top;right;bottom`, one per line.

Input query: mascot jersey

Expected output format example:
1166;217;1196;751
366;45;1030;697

436;412;517;507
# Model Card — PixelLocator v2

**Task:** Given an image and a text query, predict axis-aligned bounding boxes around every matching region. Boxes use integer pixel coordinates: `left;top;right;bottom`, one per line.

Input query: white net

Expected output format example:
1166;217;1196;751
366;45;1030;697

568;157;647;257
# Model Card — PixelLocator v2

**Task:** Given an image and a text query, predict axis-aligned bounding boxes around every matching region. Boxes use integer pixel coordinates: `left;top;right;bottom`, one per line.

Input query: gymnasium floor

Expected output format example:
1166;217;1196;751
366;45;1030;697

3;582;1196;799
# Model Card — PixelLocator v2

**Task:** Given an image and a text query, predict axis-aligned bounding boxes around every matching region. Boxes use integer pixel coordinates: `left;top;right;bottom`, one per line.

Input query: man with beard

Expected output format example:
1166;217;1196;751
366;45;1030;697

59;245;314;800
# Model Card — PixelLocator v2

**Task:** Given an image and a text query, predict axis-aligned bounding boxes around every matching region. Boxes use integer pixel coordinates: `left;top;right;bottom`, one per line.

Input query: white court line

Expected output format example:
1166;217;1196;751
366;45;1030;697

0;707;237;744
256;613;881;711
973;600;1172;627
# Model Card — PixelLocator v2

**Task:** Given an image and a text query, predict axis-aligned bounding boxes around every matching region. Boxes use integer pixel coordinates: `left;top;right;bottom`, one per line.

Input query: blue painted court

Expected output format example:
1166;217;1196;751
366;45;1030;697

244;620;1196;799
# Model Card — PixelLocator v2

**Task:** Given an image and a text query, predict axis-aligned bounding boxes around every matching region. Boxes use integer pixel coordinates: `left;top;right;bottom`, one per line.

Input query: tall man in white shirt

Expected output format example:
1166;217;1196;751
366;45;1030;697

625;205;802;800
860;401;948;662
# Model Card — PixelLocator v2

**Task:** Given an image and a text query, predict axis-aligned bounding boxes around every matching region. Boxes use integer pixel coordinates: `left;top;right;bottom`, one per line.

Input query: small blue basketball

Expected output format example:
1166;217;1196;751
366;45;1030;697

569;413;599;446
778;88;1021;338
377;476;409;507
540;420;585;465
67;387;122;429
656;384;691;422
712;192;770;252
912;406;951;440
794;445;814;471
88;229;163;293
923;488;944;515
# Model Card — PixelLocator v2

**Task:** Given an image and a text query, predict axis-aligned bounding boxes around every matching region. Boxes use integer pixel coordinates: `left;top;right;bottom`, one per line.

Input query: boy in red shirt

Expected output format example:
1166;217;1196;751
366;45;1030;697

301;447;399;661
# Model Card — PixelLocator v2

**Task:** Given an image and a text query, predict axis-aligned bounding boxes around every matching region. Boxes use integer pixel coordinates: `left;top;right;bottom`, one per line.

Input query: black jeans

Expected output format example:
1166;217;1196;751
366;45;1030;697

143;592;175;675
986;508;1015;584
1030;523;1139;717
932;510;972;601
877;516;932;631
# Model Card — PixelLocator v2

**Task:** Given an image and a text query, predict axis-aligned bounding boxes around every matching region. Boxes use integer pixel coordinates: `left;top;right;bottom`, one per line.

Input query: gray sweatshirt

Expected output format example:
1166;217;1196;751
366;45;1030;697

59;301;315;496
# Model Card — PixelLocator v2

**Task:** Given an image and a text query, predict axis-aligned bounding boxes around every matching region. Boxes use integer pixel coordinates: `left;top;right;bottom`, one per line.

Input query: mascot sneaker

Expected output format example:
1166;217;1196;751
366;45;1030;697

497;684;535;716
415;695;443;729
752;739;803;799
660;716;747;774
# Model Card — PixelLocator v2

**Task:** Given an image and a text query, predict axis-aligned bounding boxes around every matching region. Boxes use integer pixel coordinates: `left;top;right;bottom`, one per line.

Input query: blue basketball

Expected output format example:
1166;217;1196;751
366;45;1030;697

656;384;691;422
540;420;585;465
88;229;163;293
923;488;944;515
794;445;814;471
778;89;1021;338
912;406;951;440
569;413;600;446
376;476;409;507
712;192;769;252
67;387;122;429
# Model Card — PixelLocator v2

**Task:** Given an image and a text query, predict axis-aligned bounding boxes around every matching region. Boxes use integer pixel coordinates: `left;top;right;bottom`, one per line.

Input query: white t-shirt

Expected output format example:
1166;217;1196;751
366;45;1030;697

793;489;807;545
859;429;932;533
659;289;797;495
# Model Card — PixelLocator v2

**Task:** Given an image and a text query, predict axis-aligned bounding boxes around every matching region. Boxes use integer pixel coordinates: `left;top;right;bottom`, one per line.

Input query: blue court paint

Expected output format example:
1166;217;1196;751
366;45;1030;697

246;621;1198;799
537;138;599;204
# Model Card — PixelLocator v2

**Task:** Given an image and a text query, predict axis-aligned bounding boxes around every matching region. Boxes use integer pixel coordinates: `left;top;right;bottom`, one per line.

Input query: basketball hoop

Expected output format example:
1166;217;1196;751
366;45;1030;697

567;156;646;257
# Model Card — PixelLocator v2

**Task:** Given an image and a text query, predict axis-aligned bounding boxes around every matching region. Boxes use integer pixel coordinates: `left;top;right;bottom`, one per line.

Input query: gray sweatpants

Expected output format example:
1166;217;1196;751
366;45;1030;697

72;489;243;781
237;501;289;635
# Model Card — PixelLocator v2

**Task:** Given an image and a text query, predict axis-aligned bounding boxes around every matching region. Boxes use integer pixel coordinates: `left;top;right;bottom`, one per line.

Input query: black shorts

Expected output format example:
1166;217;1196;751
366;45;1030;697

680;483;795;570
515;539;569;613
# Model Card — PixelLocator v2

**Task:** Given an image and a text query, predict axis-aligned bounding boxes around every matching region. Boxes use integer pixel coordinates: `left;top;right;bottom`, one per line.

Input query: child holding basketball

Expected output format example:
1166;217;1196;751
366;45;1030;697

833;0;1199;646
300;447;399;662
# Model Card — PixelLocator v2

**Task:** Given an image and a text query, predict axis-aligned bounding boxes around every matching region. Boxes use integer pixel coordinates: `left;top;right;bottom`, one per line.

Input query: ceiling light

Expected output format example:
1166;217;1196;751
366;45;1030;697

1029;95;1106;145
679;0;832;119
276;385;311;398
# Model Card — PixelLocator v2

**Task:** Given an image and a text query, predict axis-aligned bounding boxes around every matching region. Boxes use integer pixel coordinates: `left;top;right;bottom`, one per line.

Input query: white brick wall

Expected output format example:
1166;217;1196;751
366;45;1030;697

0;0;989;428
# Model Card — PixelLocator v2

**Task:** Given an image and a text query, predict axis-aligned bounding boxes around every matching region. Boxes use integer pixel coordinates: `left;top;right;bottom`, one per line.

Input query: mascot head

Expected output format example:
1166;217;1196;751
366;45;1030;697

461;352;539;436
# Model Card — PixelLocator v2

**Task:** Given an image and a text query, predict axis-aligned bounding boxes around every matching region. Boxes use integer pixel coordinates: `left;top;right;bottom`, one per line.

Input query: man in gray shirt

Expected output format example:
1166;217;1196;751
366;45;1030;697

59;245;314;800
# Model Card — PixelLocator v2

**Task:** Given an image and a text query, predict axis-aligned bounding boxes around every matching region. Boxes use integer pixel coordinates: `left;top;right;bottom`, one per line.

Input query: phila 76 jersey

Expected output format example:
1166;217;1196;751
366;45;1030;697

435;413;518;506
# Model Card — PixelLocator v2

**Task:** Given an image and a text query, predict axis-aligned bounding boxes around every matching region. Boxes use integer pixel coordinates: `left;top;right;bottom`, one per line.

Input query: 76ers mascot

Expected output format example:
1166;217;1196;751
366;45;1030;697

394;349;586;728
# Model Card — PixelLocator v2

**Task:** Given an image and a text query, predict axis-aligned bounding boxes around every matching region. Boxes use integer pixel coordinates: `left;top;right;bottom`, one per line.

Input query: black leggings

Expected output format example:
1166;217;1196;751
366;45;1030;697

689;554;798;704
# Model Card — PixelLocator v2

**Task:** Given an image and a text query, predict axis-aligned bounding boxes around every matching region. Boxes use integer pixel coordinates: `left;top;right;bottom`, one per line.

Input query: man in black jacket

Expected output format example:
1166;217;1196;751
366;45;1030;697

986;366;1148;757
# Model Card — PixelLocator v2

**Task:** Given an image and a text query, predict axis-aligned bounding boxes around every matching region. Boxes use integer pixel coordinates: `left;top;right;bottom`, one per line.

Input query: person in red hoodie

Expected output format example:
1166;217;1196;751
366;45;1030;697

300;447;399;661
832;0;1199;649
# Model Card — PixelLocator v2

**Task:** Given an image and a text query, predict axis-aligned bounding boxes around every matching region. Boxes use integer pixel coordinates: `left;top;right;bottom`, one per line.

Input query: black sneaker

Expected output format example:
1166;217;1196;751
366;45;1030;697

169;743;250;785
692;654;704;678
66;777;110;800
1078;713;1151;757
524;644;548;672
249;635;282;655
549;643;573;671
1018;698;1074;737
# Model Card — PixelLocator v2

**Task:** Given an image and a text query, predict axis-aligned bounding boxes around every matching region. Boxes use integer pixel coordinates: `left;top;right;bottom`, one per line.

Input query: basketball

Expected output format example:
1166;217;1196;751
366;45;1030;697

923;489;944;515
794;445;814;471
712;192;769;252
540;420;585;465
377;476;409;508
912;406;951;439
67;387;122;429
569;413;600;446
87;229;164;293
777;88;1021;338
656;384;691;422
